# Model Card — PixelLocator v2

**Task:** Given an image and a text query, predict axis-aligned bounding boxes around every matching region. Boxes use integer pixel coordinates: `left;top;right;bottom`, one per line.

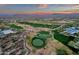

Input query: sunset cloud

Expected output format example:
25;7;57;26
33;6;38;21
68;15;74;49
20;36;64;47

0;4;79;14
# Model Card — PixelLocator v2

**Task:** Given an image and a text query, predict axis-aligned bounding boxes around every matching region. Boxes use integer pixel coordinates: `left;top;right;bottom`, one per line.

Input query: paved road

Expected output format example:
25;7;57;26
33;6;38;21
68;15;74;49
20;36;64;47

21;31;31;55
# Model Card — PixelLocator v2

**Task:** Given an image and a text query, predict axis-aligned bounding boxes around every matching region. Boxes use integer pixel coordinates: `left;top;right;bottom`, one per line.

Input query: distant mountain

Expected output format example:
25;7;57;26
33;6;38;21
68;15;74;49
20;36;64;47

0;14;15;16
51;13;79;19
0;13;79;19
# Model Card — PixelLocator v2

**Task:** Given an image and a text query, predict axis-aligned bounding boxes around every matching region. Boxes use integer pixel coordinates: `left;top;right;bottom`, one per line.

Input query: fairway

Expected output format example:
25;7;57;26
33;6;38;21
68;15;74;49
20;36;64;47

54;31;70;44
9;24;23;30
19;22;60;29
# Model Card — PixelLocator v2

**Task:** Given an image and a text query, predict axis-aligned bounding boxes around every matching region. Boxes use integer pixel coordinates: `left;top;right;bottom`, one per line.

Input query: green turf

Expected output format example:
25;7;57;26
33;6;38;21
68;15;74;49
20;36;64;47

37;31;50;39
19;22;60;29
32;38;44;46
54;31;70;44
32;37;46;48
38;31;49;34
9;24;23;30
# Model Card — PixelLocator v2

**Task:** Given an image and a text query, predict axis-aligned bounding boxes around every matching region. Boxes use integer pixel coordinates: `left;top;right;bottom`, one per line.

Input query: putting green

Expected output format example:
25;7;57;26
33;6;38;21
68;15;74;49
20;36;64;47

33;39;43;46
32;37;46;48
37;31;50;40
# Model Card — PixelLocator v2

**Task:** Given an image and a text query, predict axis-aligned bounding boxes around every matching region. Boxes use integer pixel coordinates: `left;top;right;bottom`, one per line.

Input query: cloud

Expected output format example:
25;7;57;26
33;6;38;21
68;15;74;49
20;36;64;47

0;4;79;14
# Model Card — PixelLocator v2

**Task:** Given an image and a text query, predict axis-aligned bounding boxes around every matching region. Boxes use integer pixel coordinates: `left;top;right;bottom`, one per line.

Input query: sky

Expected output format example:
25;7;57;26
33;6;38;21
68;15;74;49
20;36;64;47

0;4;79;14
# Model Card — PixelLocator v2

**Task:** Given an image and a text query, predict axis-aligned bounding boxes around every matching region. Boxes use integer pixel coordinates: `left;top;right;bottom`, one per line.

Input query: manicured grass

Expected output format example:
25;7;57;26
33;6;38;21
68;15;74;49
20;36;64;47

37;31;50;40
9;24;23;30
32;38;44;46
32;31;50;48
38;31;49;34
54;31;70;44
32;37;46;49
19;22;60;29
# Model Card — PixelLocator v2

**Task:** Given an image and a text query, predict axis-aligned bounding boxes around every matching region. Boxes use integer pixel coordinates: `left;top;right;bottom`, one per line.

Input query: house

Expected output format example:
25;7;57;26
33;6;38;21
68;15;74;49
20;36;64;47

65;27;79;36
0;29;15;38
2;29;14;35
